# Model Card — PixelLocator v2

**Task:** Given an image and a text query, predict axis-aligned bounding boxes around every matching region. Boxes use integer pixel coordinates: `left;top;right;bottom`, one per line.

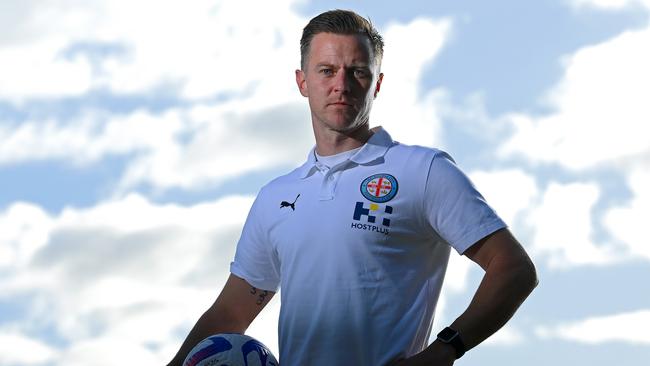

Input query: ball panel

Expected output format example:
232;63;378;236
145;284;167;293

183;336;232;366
242;339;278;366
183;333;278;366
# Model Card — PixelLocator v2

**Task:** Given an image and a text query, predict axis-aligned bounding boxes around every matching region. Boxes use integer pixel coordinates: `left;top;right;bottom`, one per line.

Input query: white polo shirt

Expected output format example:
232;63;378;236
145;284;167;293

230;128;506;366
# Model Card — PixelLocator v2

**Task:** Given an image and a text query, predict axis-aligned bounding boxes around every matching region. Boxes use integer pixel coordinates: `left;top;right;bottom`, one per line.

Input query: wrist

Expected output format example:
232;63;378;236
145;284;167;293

436;326;467;359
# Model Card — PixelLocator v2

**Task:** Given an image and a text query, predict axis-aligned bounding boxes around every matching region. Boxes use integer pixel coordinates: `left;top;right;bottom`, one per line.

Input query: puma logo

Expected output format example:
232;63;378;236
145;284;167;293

280;194;300;211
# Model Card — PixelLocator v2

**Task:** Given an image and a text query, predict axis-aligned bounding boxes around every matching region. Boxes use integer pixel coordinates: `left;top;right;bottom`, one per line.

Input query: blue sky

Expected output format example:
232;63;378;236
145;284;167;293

1;0;649;365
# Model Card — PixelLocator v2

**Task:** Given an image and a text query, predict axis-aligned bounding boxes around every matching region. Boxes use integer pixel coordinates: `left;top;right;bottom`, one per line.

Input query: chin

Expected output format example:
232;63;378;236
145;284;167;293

332;121;368;134
316;109;368;133
322;118;353;131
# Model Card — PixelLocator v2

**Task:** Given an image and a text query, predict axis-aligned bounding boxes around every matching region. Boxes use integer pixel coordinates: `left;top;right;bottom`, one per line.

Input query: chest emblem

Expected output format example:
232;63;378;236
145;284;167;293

360;174;398;203
280;194;300;211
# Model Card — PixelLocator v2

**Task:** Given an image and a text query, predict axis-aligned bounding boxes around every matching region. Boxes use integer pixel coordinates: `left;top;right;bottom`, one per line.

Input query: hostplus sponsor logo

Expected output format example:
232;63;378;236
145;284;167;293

351;201;393;235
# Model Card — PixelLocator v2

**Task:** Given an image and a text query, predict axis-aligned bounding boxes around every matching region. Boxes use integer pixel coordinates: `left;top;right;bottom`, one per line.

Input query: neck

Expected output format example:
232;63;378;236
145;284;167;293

313;122;374;156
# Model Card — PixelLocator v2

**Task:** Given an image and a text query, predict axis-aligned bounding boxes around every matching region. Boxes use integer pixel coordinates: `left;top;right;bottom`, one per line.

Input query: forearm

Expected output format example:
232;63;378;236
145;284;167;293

395;256;537;366
448;257;538;351
167;307;246;366
168;275;276;365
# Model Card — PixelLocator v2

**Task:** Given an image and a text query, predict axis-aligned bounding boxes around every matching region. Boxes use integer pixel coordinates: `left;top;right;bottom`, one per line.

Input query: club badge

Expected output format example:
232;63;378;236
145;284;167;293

360;173;398;203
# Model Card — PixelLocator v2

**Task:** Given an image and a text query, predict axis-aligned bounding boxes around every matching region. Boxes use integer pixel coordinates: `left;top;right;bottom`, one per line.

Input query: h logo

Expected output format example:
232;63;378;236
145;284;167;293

353;202;393;227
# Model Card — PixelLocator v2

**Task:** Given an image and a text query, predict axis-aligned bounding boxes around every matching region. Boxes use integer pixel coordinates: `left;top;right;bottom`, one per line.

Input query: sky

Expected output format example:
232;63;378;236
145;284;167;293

1;0;649;365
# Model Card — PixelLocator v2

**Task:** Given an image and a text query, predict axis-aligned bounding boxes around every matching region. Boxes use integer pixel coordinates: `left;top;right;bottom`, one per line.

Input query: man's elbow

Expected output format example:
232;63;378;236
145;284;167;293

516;256;539;296
494;251;538;297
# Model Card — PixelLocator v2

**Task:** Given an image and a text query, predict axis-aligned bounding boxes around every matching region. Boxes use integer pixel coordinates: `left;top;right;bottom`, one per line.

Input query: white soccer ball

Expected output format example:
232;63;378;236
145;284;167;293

183;333;279;366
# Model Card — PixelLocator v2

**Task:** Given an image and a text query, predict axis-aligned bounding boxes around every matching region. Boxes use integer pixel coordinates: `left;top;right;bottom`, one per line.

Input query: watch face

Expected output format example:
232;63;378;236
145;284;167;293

438;327;458;342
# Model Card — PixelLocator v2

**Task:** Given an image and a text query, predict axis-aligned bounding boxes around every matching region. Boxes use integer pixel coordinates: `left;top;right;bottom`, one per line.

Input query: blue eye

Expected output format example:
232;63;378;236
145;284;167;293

354;69;370;78
320;68;333;75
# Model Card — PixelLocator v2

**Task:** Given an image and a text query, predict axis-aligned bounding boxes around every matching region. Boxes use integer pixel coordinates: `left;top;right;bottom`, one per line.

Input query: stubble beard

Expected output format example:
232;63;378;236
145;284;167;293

313;115;367;144
321;98;374;135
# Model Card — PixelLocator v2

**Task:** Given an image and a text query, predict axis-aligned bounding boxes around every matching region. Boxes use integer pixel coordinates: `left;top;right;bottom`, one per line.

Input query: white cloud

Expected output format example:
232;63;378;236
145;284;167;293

482;325;525;347
0;0;315;193
0;100;314;191
0;0;306;102
0;202;53;269
536;310;650;344
495;17;650;266
570;0;650;10
0;193;282;365
604;165;650;261
58;337;162;366
483;0;650;273
0;332;58;365
469;169;539;227
116;101;314;192
373;18;453;148
0;39;94;100
500;25;650;171
0;109;184;166
526;182;621;268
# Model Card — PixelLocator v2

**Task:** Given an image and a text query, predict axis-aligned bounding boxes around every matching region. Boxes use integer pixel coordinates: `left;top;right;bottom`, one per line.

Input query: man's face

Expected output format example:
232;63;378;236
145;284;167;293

296;33;383;134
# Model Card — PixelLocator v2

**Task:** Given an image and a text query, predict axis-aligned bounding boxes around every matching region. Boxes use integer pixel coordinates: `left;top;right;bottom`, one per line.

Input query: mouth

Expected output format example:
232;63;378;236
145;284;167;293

329;101;353;107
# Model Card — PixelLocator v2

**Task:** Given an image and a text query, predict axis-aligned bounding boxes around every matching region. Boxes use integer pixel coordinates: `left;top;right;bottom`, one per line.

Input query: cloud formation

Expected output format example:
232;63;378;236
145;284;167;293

571;0;650;10
526;182;623;268
604;167;650;261
0;0;305;102
0;193;261;364
536;310;650;344
500;24;650;171
489;0;650;271
372;17;452;148
0;332;58;365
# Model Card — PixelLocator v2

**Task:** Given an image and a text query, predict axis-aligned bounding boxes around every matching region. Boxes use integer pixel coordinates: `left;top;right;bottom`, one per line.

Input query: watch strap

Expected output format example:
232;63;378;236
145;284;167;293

436;326;466;359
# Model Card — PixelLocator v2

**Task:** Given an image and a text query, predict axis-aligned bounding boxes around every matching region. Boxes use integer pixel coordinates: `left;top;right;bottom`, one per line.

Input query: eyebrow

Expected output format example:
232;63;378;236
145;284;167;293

314;63;370;69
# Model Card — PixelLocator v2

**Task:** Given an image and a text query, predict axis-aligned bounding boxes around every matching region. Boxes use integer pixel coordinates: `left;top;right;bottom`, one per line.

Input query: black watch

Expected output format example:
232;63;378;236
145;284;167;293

436;327;466;359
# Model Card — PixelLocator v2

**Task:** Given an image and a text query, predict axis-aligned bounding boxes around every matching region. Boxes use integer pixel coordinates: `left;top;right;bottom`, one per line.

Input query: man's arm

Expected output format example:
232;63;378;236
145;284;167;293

166;274;276;366
396;228;538;366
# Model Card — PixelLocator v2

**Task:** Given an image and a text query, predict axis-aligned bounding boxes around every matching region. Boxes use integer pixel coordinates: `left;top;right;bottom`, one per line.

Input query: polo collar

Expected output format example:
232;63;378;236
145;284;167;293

298;127;394;179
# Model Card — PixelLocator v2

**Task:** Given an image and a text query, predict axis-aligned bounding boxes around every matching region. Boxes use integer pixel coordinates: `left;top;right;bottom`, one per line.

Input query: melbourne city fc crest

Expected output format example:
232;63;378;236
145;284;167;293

360;174;398;203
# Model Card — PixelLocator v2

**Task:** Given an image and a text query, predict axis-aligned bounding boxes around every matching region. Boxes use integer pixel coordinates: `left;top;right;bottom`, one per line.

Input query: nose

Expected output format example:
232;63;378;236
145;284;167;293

333;68;352;94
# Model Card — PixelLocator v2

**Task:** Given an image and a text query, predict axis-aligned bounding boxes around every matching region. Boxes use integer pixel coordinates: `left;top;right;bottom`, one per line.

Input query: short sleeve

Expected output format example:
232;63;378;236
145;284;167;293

423;151;507;254
230;192;281;292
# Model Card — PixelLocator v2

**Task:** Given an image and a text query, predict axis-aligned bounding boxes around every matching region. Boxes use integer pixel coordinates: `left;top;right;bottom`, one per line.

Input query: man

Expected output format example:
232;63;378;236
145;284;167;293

168;9;537;366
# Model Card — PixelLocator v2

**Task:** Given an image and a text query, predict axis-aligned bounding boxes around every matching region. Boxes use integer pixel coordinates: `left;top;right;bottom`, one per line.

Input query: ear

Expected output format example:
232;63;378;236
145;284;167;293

295;69;308;97
373;72;384;98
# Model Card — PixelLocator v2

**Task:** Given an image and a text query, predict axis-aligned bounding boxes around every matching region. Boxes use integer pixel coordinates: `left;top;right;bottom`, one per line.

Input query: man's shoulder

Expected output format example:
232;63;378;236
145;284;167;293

388;140;451;165
256;164;305;195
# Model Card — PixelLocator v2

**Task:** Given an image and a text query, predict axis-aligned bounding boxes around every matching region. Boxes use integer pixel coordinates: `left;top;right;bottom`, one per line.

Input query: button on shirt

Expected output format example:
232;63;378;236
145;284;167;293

314;146;362;200
230;128;506;366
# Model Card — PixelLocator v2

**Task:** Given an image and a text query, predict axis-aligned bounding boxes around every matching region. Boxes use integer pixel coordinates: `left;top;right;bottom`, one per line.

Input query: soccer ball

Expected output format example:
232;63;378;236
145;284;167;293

183;333;279;366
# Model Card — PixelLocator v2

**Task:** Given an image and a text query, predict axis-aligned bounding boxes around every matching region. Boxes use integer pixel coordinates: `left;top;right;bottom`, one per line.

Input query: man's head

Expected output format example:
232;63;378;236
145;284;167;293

300;9;384;70
296;10;385;137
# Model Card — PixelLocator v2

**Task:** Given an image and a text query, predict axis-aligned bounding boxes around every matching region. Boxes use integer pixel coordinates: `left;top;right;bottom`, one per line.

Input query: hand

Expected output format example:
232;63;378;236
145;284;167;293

386;341;456;366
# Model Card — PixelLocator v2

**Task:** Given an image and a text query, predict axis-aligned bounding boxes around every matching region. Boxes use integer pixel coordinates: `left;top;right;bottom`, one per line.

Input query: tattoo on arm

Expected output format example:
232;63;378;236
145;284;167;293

250;287;269;305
